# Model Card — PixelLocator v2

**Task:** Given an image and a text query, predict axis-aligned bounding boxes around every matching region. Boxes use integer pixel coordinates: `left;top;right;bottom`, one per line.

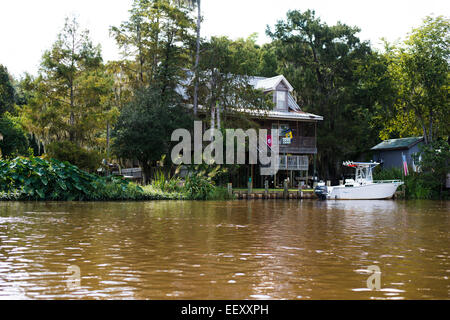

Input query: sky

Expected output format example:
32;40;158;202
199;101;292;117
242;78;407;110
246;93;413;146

1;0;449;77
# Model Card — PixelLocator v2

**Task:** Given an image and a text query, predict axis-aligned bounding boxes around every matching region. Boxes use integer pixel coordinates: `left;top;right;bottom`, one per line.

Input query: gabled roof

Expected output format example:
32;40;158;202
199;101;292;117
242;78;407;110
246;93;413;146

252;75;294;92
178;72;323;121
249;75;301;111
371;137;424;151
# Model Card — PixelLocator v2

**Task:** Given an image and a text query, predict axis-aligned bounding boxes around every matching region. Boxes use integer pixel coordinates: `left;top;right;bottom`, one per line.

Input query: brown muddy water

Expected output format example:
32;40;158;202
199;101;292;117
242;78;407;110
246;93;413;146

0;200;449;300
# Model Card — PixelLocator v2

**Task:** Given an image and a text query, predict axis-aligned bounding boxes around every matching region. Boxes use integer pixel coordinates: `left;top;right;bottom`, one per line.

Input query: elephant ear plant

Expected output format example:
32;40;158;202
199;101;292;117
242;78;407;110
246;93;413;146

0;156;104;201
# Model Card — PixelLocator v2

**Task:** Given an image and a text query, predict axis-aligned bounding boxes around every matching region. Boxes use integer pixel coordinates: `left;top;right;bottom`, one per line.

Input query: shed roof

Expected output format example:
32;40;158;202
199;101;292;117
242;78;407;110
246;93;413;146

371;137;424;151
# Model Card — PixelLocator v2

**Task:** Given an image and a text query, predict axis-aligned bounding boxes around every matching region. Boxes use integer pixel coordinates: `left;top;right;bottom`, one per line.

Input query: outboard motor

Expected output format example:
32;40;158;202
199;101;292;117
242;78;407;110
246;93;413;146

314;183;328;200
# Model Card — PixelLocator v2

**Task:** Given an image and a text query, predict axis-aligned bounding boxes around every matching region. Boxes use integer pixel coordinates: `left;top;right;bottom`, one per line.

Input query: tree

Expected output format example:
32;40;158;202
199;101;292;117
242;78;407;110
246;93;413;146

381;16;449;144
190;36;272;130
110;0;195;90
267;9;376;179
46;140;102;172
0;113;29;158
192;0;201;117
413;139;450;198
20;17;114;149
0;65;15;115
111;0;196;183
258;43;279;77
173;0;201;116
112;86;193;183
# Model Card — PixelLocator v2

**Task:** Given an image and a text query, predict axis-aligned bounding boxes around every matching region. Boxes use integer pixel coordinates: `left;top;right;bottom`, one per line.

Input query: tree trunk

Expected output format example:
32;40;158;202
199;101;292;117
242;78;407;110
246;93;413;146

193;0;201;116
137;21;144;84
141;161;152;185
69;83;75;142
106;121;110;160
216;102;220;129
417;111;429;144
210;103;215;133
428;106;433;143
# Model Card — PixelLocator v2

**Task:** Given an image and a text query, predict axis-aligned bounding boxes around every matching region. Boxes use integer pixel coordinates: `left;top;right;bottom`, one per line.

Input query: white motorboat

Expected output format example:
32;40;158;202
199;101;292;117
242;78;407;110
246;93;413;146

314;161;404;200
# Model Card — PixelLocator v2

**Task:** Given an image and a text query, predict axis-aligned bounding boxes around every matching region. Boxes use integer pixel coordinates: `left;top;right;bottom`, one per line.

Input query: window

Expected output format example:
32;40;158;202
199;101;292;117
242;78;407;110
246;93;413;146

276;91;287;109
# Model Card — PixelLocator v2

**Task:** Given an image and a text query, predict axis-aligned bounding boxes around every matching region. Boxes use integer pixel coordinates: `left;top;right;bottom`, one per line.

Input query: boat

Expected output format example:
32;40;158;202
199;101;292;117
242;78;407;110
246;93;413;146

314;161;404;200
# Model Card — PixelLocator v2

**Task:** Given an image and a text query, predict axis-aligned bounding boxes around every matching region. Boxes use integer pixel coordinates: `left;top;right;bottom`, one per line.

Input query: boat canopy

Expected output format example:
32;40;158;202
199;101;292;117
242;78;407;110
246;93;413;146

343;161;379;168
343;161;379;184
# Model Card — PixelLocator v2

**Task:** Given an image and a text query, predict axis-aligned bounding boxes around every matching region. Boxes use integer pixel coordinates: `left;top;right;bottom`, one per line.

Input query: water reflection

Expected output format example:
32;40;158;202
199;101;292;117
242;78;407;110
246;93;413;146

0;200;449;299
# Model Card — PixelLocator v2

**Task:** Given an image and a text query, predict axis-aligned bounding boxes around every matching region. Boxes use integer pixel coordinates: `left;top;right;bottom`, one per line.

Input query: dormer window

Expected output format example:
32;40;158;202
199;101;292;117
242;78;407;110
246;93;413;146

276;91;287;110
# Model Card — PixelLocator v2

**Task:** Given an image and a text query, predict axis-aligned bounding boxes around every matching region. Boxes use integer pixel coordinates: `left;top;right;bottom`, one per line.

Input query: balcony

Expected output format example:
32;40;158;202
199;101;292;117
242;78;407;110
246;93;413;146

279;136;317;154
279;155;309;171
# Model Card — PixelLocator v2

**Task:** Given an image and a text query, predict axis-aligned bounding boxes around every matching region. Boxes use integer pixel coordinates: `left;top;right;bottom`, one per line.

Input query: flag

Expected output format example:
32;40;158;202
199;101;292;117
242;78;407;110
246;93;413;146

402;153;408;176
267;134;272;148
284;129;293;139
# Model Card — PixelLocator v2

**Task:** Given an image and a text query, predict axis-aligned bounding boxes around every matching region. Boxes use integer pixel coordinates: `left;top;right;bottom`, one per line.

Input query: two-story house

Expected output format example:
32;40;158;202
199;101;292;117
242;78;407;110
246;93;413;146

247;75;323;188
179;73;323;188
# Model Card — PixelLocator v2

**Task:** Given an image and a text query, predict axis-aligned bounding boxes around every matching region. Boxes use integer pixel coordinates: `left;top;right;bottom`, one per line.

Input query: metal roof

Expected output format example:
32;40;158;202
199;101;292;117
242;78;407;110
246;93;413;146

371;137;424;151
191;105;323;121
252;75;294;92
177;73;323;121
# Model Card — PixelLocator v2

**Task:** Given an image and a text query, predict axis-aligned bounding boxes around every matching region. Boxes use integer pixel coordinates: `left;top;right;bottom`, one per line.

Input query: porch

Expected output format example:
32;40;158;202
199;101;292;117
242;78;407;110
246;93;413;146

278;155;309;171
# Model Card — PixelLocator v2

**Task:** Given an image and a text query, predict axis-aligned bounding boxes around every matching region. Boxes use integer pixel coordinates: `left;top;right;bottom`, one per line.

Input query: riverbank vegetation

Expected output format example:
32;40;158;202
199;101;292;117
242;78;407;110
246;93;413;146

374;140;449;199
0;156;234;201
0;1;448;200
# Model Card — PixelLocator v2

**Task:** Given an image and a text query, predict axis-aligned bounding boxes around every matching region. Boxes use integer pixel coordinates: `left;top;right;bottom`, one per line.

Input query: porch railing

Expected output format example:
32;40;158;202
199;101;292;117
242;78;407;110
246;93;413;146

279;136;317;154
279;155;309;171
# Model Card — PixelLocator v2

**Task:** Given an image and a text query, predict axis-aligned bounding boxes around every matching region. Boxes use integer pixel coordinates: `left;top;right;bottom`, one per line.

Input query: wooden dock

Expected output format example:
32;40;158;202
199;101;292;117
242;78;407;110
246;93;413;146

233;189;316;200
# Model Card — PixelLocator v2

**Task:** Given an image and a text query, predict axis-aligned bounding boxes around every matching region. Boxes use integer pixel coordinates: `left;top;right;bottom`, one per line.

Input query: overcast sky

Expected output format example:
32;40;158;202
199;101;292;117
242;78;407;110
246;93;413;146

1;0;449;77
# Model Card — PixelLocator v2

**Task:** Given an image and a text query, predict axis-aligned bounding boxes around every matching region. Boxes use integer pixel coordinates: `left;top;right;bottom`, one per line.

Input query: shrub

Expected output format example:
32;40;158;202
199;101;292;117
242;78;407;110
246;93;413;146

45;141;102;173
373;166;403;181
404;173;433;199
152;169;183;193
414;139;449;198
0;156;184;201
373;140;450;199
184;174;215;200
0;114;30;158
207;186;235;200
0;156;100;200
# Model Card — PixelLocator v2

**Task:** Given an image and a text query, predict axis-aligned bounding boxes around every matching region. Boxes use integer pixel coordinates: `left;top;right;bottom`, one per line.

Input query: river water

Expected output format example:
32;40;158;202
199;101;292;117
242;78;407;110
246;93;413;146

0;200;448;300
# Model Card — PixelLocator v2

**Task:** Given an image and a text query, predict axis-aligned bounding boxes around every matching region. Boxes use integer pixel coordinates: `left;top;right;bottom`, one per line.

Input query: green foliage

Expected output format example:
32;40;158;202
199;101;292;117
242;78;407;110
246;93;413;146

403;174;433;199
258;43;278;77
0;156;185;201
412;139;450;198
152;169;183;193
267;9;378;179
373;140;450;199
182;164;229;200
140;184;185;200
206;187;235;200
112;86;193;183
195;36;273;127
0;114;30;158
184;173;214;200
0;65;16;115
380;16;449;142
373;167;403;181
19;17;114;147
110;0;195;89
0;156;100;200
45;141;102;173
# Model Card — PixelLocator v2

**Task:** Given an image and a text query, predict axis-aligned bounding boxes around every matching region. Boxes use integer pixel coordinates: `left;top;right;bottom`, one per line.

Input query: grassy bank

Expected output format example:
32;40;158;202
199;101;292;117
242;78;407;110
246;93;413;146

0;157;231;201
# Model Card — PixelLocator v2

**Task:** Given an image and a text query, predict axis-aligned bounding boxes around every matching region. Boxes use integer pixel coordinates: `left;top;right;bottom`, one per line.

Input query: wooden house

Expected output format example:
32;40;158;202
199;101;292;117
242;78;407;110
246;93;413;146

246;75;323;188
